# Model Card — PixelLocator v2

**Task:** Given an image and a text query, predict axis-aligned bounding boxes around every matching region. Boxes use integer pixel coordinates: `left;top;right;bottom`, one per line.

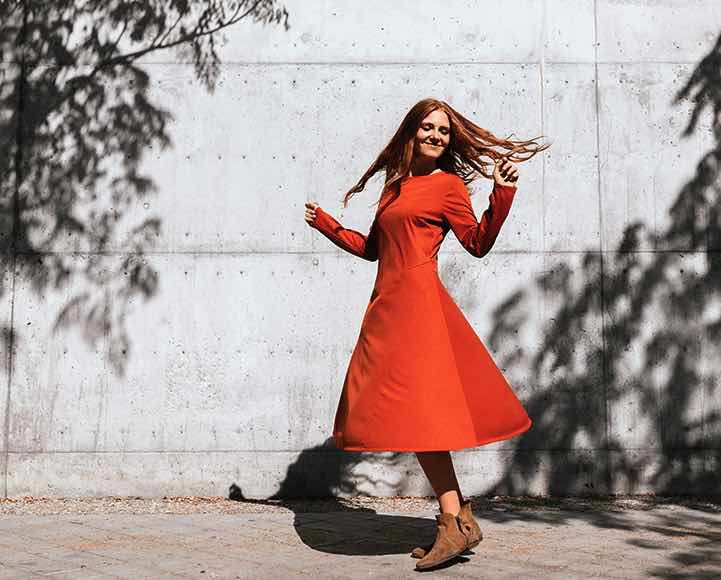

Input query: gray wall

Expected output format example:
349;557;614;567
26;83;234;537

2;0;720;498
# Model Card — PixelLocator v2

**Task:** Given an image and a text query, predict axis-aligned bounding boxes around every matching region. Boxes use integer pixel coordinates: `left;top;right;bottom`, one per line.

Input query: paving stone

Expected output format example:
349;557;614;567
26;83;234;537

0;501;719;578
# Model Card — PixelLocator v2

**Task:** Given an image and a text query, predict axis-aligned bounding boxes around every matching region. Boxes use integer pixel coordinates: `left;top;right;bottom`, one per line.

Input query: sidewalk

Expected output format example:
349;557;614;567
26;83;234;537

1;495;719;579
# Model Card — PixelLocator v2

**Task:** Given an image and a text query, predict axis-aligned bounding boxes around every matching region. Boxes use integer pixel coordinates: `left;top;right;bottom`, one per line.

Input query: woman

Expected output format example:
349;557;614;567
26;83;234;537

304;98;549;571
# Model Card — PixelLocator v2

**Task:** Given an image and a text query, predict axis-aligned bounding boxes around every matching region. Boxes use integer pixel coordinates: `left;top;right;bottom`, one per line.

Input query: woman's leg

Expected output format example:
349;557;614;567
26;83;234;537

415;451;465;515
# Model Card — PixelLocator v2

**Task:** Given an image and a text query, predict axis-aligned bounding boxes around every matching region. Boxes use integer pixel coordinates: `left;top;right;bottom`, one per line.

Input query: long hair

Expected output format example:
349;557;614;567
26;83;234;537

341;97;551;209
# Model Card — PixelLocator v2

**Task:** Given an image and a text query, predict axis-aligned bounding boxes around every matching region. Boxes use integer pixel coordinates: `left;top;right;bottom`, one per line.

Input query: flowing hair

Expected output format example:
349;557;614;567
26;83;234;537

340;97;551;209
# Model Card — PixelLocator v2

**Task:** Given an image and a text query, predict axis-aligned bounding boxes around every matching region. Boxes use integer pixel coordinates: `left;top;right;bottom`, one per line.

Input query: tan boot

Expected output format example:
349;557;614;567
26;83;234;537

414;512;469;571
411;500;482;559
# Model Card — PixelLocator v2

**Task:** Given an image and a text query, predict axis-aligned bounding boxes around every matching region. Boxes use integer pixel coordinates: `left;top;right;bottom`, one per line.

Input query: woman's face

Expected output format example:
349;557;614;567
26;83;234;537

413;109;450;160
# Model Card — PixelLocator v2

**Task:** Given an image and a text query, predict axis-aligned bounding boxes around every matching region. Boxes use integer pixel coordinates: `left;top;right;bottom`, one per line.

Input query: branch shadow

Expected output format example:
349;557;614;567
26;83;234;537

474;25;721;579
483;25;721;499
0;0;290;376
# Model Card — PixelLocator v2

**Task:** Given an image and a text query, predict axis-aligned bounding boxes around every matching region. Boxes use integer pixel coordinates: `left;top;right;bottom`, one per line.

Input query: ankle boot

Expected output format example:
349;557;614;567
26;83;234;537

414;512;469;571
411;500;482;559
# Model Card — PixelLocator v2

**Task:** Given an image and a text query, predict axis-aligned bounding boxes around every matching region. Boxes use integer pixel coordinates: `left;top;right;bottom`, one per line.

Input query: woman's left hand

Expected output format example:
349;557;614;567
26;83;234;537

493;158;519;187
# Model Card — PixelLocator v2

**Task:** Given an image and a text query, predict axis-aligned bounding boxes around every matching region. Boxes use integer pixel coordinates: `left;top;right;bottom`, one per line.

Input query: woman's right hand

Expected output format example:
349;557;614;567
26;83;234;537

305;200;320;227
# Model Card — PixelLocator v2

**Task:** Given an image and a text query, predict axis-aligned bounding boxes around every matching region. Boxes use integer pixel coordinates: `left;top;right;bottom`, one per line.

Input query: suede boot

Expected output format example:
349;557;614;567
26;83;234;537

414;512;469;570
411;500;482;559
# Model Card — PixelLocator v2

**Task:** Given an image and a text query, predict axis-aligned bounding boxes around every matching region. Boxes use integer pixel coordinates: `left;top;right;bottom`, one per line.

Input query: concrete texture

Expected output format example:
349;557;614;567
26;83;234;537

0;496;720;579
1;1;721;497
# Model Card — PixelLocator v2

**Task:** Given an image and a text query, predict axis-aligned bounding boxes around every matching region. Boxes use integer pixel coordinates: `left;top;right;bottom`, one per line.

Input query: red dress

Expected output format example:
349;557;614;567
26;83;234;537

311;170;532;451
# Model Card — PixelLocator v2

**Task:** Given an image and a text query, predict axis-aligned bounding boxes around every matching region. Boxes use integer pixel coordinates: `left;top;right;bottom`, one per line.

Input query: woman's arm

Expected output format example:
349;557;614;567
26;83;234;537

310;206;379;262
443;177;517;258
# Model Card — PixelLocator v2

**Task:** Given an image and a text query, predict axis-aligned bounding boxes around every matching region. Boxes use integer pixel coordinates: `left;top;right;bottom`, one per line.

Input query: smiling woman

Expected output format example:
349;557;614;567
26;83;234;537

305;97;550;571
414;110;451;170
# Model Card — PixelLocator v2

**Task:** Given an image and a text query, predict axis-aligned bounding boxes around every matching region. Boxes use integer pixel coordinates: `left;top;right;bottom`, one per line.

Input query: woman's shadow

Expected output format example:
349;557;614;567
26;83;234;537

228;438;472;565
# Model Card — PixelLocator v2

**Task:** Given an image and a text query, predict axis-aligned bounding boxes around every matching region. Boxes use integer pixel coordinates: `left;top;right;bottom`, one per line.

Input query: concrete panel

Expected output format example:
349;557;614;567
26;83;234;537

0;8;21;64
704;333;721;448
8;252;379;453
6;447;614;498
0;62;17;251
608;449;717;495
136;0;568;65
0;62;17;492
456;449;611;496
19;62;319;255
597;0;721;63
0;263;13;456
605;252;709;451
531;251;606;450
8;254;117;453
4;0;604;71
542;63;599;252
8;450;718;498
5;450;295;498
5;449;411;498
543;0;596;63
598;63;715;253
19;1;597;65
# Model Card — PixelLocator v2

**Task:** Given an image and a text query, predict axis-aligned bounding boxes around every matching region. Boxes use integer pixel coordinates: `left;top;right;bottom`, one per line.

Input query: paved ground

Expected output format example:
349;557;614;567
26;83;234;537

0;495;719;579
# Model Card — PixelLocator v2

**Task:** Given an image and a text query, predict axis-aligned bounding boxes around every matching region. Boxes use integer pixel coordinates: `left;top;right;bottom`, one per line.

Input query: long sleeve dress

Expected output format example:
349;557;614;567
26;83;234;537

310;171;532;451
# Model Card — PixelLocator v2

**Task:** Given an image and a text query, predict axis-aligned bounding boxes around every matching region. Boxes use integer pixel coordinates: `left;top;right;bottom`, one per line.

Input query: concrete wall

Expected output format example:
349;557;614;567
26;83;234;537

2;0;721;498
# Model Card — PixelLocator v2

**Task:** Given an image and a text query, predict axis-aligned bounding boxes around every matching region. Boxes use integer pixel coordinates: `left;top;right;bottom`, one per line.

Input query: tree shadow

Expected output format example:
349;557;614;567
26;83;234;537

475;24;721;580
0;0;290;376
473;496;721;578
484;26;721;499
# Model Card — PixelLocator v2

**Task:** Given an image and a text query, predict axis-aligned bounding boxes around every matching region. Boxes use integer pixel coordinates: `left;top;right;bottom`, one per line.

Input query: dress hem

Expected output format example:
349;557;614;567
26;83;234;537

333;416;532;452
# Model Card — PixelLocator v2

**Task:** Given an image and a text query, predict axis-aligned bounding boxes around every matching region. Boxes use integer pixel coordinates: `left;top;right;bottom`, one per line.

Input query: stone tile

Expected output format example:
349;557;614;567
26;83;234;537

597;0;721;63
597;63;715;253
542;63;599;252
135;0;559;64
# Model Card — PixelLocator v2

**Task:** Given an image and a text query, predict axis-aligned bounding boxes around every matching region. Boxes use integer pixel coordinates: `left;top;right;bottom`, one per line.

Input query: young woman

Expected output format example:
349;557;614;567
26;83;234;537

304;98;549;571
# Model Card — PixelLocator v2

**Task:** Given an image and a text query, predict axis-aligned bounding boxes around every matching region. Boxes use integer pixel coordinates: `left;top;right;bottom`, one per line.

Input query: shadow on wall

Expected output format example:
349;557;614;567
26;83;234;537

0;0;289;376
478;29;721;497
